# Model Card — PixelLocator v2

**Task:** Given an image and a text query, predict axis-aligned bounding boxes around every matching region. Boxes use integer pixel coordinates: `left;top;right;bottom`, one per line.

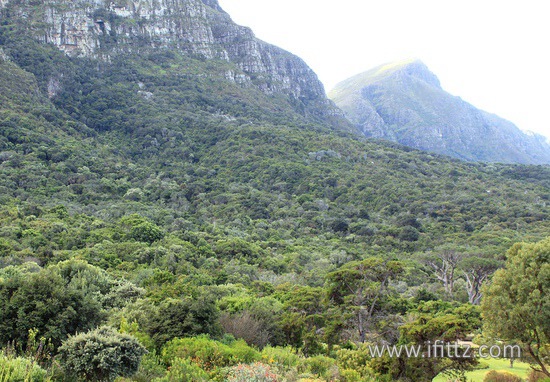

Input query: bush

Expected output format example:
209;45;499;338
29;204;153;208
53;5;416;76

260;346;303;370
528;370;550;382
0;265;105;348
153;358;208;382
0;353;49;382
130;222;164;244
220;312;270;349
336;345;373;377
304;355;336;378
483;370;523;382
130;352;166;382
147;297;221;346
162;336;260;371
339;369;362;382
226;362;280;382
58;326;147;382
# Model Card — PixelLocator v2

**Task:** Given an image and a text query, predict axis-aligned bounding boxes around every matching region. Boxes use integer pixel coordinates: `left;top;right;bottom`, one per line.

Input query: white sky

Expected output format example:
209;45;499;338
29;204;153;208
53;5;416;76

217;0;550;140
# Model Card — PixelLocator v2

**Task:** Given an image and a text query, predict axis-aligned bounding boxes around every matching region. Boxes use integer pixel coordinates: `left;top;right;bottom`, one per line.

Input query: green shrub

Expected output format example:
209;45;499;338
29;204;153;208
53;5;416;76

162;336;260;371
147;297;221;346
58;326;147;382
336;345;373;377
127;352;166;382
260;346;303;370
130;222;164;244
339;369;362;382
304;355;336;378
153;358;208;382
483;370;523;382
0;352;49;382
0;264;105;348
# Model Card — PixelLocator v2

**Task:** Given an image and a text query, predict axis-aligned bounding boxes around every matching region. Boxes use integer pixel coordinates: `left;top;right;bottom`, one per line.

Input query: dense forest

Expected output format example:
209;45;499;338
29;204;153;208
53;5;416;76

0;7;549;382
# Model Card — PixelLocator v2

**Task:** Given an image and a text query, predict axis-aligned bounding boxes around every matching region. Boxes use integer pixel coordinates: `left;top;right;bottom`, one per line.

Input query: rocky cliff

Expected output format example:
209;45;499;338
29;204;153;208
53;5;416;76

0;0;343;122
329;60;550;164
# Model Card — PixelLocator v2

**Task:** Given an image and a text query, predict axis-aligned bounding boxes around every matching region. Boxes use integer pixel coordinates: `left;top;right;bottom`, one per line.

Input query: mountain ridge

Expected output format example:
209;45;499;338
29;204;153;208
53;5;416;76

329;60;550;164
0;0;349;129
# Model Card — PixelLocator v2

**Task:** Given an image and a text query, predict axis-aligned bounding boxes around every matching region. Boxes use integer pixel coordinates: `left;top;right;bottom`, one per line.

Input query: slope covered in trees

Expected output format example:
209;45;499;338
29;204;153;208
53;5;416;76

0;2;549;381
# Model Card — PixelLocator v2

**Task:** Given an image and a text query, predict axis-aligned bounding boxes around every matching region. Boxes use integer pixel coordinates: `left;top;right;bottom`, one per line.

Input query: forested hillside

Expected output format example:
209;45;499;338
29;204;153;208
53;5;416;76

0;1;548;381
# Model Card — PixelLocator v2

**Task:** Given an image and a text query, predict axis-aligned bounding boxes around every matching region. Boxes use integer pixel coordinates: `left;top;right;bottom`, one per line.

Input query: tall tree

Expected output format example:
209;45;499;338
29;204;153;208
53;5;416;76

327;257;404;343
482;238;550;376
459;255;501;305
421;250;463;297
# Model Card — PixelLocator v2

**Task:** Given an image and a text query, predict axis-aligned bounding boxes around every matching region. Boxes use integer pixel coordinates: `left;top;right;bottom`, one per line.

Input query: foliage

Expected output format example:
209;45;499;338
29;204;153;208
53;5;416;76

162;336;260;370
146;296;222;347
336;345;375;378
260;346;304;370
0;5;549;381
483;370;523;382
482;237;550;376
327;258;404;343
225;362;281;382
153;358;209;382
304;355;336;378
58;326;147;382
528;369;550;382
0;352;49;382
0;263;106;348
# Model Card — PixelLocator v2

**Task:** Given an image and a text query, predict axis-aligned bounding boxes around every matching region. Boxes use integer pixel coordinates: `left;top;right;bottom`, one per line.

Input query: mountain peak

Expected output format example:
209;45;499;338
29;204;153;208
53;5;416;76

363;59;441;88
330;61;550;165
391;59;441;88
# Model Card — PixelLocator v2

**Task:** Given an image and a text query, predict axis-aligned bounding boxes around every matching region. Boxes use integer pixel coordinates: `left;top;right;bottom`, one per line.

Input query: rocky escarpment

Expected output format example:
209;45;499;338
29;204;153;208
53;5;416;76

330;60;550;164
0;0;341;119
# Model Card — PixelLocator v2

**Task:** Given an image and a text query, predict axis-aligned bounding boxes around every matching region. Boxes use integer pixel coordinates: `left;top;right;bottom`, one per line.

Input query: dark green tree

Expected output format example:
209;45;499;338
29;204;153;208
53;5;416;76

327;257;404;343
482;238;550;376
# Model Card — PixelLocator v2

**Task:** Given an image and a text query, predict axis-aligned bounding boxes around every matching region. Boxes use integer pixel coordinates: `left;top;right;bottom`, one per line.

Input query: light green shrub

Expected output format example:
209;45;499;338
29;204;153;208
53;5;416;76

260;346;304;370
0;353;49;382
58;326;147;382
304;355;335;378
336;345;374;377
153;358;208;382
162;336;260;371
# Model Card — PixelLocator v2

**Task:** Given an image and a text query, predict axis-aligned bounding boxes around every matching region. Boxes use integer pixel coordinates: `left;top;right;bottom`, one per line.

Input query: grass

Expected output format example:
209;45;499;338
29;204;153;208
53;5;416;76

433;358;532;382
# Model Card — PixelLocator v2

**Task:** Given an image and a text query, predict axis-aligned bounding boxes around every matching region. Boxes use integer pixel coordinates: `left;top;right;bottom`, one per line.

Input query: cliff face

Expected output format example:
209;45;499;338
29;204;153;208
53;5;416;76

330;60;550;164
0;0;339;116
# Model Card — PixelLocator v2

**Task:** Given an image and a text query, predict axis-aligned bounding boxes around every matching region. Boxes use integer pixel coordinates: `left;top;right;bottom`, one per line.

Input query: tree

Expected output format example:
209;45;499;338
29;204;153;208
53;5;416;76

327;257;404;343
0;265;105;348
373;304;479;382
482;238;550;377
146;295;221;347
421;250;463;297
59;326;147;382
276;284;326;354
459;255;501;305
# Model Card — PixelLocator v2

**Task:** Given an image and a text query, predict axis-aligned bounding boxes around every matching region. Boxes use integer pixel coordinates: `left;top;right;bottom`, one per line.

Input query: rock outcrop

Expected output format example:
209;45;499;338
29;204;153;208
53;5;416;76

1;0;341;119
330;60;550;164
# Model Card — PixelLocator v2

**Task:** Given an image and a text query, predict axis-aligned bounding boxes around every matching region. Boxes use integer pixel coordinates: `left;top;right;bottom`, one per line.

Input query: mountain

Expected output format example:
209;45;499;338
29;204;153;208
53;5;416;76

0;0;349;129
1;1;548;257
1;1;550;380
329;60;550;164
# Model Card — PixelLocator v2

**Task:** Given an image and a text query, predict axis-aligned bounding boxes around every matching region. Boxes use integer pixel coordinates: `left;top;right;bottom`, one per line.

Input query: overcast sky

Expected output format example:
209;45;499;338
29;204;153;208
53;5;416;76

218;0;550;140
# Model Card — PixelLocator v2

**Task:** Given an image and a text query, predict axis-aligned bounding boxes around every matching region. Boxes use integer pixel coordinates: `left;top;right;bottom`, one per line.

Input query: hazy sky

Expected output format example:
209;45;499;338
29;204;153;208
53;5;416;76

218;0;550;140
